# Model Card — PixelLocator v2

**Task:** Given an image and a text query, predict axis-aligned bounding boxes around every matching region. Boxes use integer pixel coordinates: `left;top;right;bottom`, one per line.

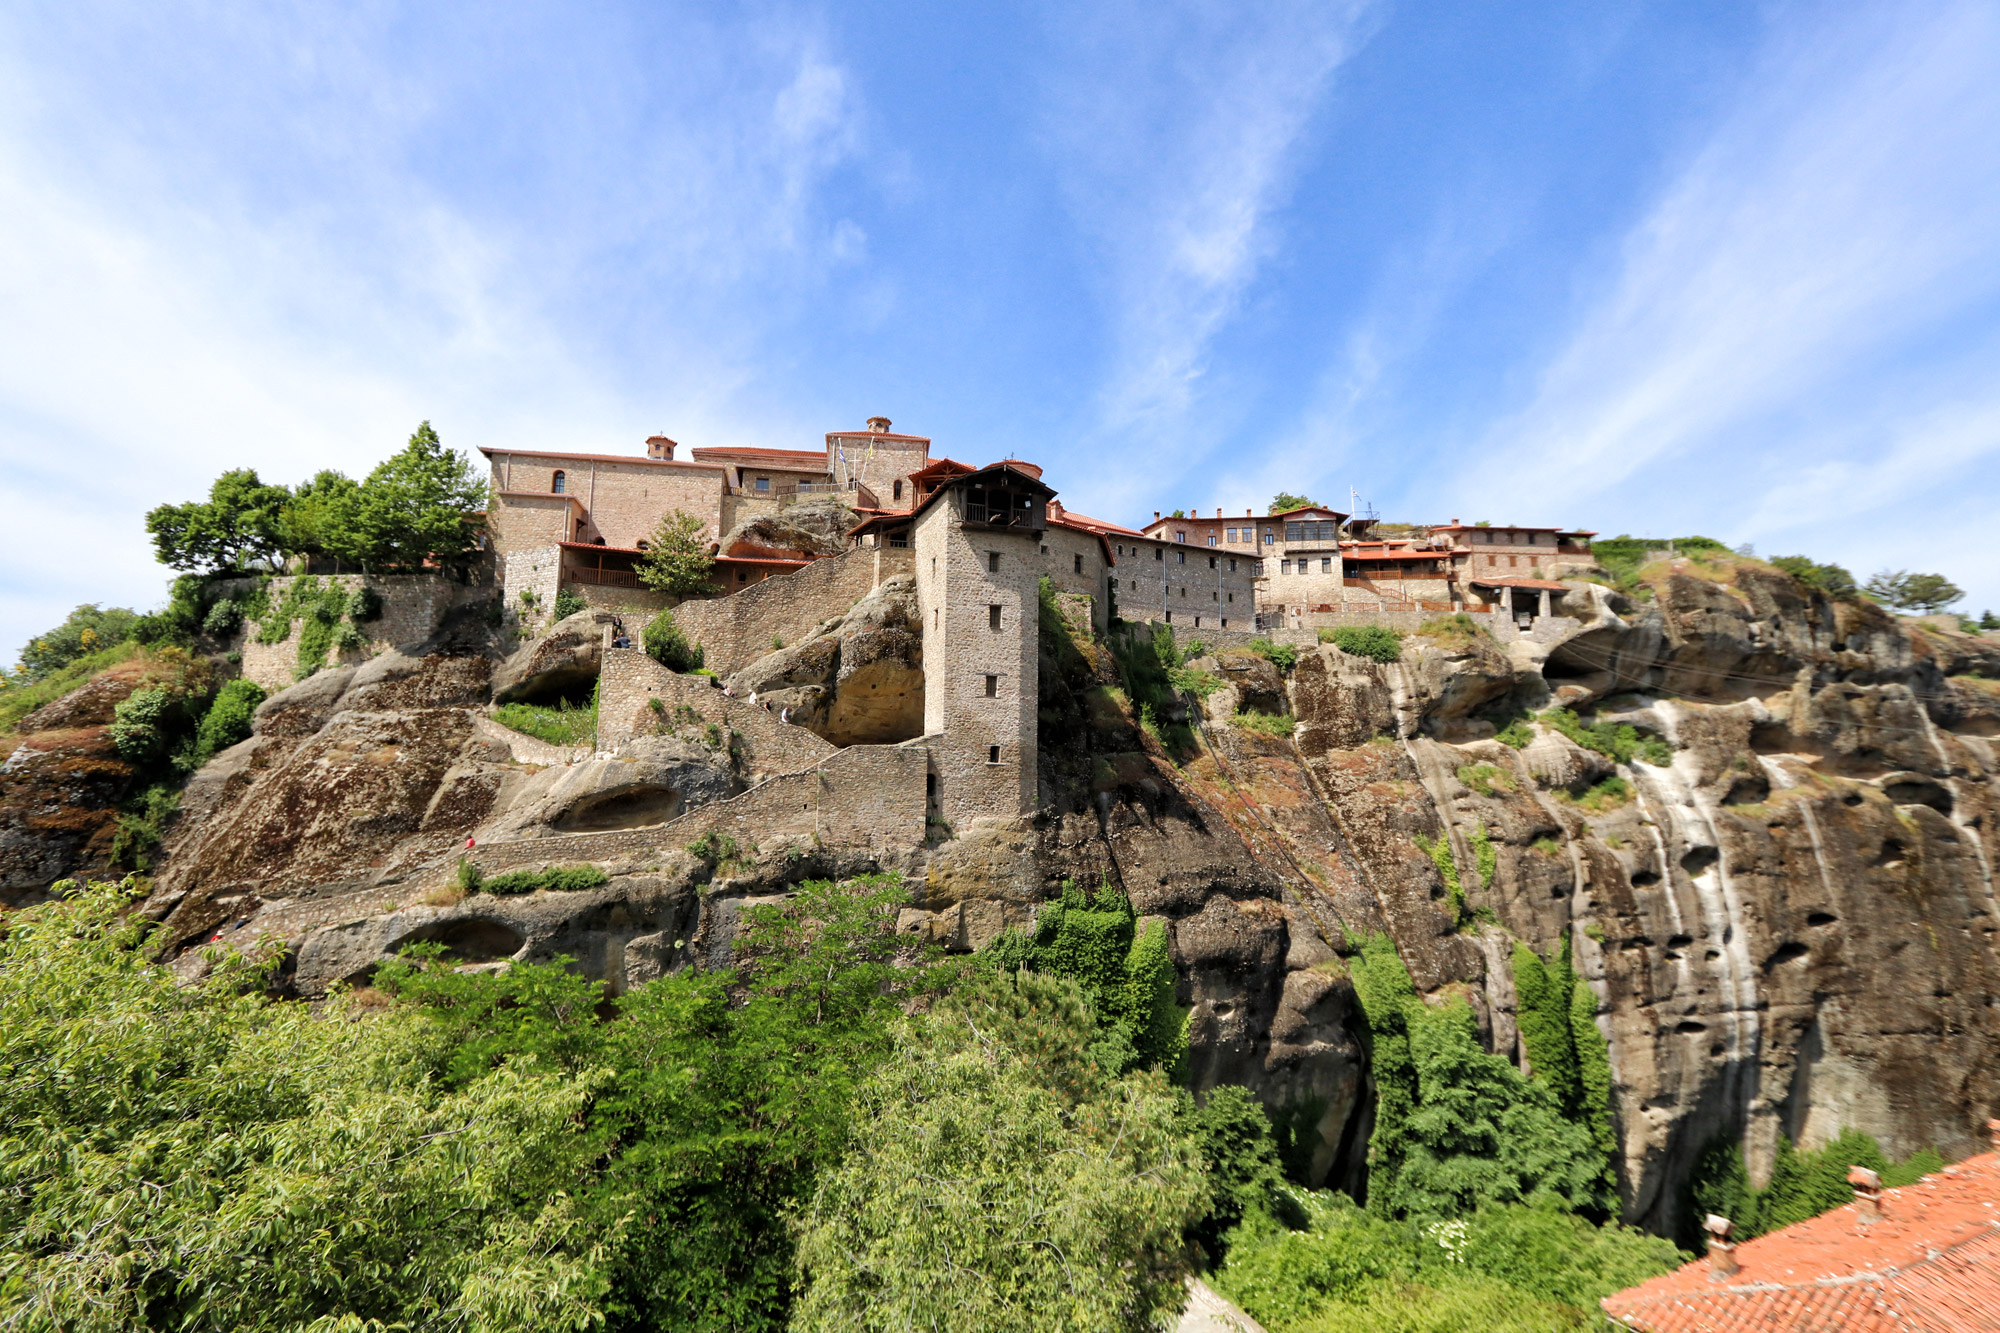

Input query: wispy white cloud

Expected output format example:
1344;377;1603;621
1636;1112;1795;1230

0;2;867;659
1038;0;1376;458
1471;0;2000;544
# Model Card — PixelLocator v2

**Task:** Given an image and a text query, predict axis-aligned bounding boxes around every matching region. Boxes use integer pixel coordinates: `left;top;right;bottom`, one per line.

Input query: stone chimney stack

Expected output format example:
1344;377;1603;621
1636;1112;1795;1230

1848;1166;1883;1222
1154;511;1161;521
867;416;891;433
646;435;677;460
1705;1215;1739;1281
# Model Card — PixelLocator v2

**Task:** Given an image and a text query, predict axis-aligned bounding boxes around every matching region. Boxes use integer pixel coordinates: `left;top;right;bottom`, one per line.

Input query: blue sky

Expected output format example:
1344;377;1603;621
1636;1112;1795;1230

5;0;2000;660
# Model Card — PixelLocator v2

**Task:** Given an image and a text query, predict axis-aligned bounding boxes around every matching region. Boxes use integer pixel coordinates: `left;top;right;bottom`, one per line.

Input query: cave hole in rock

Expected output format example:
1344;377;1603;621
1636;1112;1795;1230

1872;836;1908;867
1883;778;1953;815
1749;721;1796;755
1667;934;1694;949
512;674;600;709
1842;790;1866;806
1762;941;1810;971
1620;935;1654;951
1630;867;1661;887
1680;845;1720;877
394;918;526;964
555;785;685;832
1806;911;1838;927
1675;1021;1708;1034
1721;772;1770;806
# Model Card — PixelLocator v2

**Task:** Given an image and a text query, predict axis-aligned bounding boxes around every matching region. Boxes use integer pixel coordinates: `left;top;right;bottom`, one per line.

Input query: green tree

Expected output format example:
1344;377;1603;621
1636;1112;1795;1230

1269;492;1316;514
144;468;293;572
641;609;705;672
1865;568;1966;613
350;421;488;571
636;510;721;597
1770;555;1859;599
278;468;368;566
15;604;140;680
1351;934;1610;1220
0;881;614;1332
790;968;1208;1333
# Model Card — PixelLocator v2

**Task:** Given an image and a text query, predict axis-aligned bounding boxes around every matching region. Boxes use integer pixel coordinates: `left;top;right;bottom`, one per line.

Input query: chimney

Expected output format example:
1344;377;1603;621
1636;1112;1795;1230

1848;1166;1883;1222
1154;511;1161;521
646;435;677;461
867;416;891;433
1705;1215;1739;1281
1215;508;1222;518
1451;517;1459;525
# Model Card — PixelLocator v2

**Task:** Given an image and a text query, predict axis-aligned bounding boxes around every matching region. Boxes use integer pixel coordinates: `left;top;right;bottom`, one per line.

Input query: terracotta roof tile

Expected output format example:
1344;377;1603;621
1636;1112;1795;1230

1604;1152;2000;1332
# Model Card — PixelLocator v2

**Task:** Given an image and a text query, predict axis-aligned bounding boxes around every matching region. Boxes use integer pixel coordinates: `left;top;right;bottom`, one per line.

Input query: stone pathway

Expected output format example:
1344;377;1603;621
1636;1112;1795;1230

1175;1277;1266;1333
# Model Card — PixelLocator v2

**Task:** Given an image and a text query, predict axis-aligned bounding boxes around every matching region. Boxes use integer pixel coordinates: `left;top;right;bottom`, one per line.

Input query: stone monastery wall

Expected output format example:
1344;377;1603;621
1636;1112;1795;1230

596;645;836;781
672;546;914;675
224;574;491;694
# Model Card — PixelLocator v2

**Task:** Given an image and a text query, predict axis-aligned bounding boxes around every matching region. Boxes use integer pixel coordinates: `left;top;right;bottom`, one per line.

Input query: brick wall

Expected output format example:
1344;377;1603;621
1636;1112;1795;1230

915;493;1037;824
670;546;913;676
489;494;579;556
596;645;837;780
224;573;491;692
469;742;928;871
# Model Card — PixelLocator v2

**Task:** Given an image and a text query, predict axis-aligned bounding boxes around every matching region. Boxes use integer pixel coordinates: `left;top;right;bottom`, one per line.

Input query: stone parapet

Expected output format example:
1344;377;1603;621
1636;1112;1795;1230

224;573;492;693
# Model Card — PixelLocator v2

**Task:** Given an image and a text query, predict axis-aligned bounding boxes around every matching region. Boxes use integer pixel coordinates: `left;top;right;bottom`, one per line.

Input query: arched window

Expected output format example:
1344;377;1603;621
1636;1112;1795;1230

551;470;566;493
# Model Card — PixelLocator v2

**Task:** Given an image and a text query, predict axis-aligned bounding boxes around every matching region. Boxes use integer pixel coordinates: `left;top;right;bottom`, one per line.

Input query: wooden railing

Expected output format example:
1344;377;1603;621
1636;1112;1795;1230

565;567;639;588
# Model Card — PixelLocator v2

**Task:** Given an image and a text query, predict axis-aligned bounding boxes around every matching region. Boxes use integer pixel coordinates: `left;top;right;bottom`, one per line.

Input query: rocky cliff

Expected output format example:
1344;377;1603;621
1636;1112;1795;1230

8;558;1996;1238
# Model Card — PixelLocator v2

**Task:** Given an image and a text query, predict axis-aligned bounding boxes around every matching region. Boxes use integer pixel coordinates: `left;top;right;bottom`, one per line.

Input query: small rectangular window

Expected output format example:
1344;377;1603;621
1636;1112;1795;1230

987;744;1001;764
1228;558;1237;571
989;604;1002;630
1281;560;1291;574
1073;553;1083;574
1225;527;1237;542
1154;548;1163;561
987;551;1000;572
1176;551;1186;564
1207;534;1217;546
1227;593;1234;602
1208;555;1216;568
1263;530;1274;544
985;674;998;697
1194;616;1201;627
1221;618;1228;628
1322;557;1332;572
1175;531;1186;543
755;477;770;493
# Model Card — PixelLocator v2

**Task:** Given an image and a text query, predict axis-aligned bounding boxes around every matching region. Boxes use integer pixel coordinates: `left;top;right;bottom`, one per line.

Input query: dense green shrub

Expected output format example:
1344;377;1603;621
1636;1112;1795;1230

980;879;1188;1077
1540;707;1672;766
1322;625;1403;662
1229;711;1294;739
553;586;589;620
15;604;140;680
478;864;611;896
1681;1127;1943;1247
0;641;143;734
1247;638;1299;671
643;609;705;672
1770;555;1859;600
189;679;266;769
1349;934;1611;1220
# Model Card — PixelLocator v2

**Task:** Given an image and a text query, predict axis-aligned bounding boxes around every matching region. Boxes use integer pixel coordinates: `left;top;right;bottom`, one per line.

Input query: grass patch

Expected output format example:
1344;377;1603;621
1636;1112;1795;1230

1414;832;1464;921
0;640;143;734
1532;836;1563;857
1319;625;1403;662
1541;707;1671;766
1414;612;1488;651
1456;763;1515;797
492;688;598;748
1167;666;1224;698
1469;821;1496;891
1229;711;1295;739
1556;776;1634;814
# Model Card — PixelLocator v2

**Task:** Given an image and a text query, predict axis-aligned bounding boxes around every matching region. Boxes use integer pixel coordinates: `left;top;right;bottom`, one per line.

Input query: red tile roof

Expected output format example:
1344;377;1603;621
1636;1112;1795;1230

1603;1151;2000;1333
1470;576;1571;590
687;446;829;469
479;446;725;472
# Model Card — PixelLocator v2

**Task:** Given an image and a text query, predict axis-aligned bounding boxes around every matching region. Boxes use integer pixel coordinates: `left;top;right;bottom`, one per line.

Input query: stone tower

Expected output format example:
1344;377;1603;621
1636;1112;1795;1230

911;463;1052;825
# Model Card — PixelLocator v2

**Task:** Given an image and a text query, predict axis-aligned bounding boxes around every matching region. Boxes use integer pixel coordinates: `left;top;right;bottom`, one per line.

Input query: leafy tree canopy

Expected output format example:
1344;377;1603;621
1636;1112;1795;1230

1770;555;1859;600
636;510;721;598
1269;492;1316;513
351;421;489;571
1865;568;1966;613
145;468;292;572
15;604;140;680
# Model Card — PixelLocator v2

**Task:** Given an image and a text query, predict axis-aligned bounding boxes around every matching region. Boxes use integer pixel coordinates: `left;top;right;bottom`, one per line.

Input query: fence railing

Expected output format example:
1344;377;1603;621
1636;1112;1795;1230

565;567;639;588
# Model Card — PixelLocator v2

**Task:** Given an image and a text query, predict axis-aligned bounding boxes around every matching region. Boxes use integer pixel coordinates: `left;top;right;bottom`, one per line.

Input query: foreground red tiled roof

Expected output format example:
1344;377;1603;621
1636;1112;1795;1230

1051;509;1146;539
1603;1151;2000;1332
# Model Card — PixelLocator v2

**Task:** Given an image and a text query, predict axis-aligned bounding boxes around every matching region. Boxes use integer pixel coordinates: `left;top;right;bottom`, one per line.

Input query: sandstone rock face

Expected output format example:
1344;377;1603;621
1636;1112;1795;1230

0;557;1978;1245
717;495;859;559
726;575;923;745
492;609;612;704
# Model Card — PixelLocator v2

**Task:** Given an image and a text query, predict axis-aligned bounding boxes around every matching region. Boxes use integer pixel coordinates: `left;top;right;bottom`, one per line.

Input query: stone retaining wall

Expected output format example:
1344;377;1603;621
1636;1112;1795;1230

468;742;928;871
671;546;913;676
596;646;836;780
223;574;492;693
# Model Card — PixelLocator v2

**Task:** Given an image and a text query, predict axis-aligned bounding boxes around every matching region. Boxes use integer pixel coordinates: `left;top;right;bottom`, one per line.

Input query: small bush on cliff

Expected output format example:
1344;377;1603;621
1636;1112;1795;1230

188;678;266;769
478;864;611;896
1247;637;1299;671
643;609;705;672
1416;612;1487;650
1540;706;1671;767
14;604;141;681
1323;624;1403;662
0;639;143;734
1229;710;1294;739
553;586;589;619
